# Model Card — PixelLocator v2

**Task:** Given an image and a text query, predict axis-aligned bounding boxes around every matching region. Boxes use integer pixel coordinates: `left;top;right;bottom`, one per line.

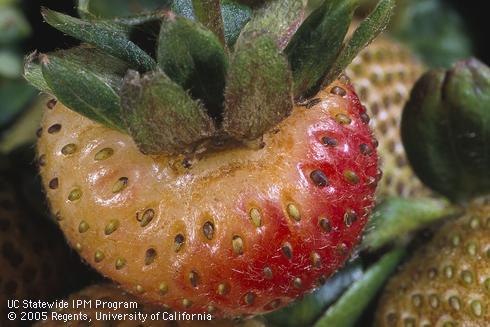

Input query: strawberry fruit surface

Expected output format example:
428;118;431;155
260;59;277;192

376;197;490;326
37;80;378;316
36;284;266;327
346;36;428;198
26;0;394;318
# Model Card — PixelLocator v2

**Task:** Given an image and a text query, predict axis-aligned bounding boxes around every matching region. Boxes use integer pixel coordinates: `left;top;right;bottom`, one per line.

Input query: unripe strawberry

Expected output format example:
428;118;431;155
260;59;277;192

346;36;428;198
402;58;490;203
375;197;490;326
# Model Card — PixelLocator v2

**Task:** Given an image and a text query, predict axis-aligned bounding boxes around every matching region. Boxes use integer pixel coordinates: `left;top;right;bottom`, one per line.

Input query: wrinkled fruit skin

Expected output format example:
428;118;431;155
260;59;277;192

346;37;429;198
375;197;490;326
37;80;378;317
35;284;266;327
0;173;69;324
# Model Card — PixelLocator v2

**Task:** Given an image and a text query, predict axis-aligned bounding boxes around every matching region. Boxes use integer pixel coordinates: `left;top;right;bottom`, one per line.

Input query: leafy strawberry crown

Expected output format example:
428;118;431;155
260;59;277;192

25;0;393;155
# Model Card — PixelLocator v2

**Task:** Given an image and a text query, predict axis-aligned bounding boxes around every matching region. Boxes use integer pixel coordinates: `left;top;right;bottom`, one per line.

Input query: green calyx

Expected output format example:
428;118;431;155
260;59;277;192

402;58;490;203
25;0;394;155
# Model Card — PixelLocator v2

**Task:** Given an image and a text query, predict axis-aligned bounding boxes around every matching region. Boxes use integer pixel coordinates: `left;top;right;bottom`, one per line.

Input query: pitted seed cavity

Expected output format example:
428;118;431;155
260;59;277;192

287;204;301;222
112;177;128;193
174;234;185;252
202;221;214;240
249;208;262;227
232;236;244;255
105;219;119;235
95;148;114;161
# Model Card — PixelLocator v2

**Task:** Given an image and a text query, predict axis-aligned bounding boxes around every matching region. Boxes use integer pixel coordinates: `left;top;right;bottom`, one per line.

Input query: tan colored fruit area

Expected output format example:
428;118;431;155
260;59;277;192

36;80;377;316
347;36;429;198
34;284;266;327
375;197;490;326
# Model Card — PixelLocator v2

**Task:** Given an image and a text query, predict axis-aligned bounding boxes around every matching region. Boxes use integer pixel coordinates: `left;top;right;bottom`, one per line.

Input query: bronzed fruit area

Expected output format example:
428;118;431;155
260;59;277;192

37;80;377;317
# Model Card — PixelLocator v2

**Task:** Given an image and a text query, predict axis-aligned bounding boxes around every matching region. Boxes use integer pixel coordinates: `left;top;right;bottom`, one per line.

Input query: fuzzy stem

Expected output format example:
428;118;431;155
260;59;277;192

191;0;226;47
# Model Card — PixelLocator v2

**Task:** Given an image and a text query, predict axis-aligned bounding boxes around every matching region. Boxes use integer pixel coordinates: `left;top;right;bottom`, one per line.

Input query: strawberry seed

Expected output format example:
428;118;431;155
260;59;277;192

310;170;329;187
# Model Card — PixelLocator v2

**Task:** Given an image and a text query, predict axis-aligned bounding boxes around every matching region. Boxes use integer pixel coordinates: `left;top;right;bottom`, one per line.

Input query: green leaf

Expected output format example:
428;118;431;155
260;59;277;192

286;0;357;98
192;0;226;46
78;0;171;18
172;0;196;20
221;0;252;46
362;197;462;251
54;46;130;91
223;32;293;141
266;262;363;327
237;0;309;50
41;49;129;133
42;8;156;72
157;14;228;119
121;70;216;155
172;0;252;47
314;248;406;327
107;11;166;27
24;52;52;94
0;7;30;45
322;0;394;86
78;7;167;32
0;80;36;132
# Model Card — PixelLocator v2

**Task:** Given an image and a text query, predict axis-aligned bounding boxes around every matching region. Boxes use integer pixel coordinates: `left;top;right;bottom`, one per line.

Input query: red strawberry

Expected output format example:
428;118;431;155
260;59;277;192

36;284;267;327
27;0;390;318
37;80;378;317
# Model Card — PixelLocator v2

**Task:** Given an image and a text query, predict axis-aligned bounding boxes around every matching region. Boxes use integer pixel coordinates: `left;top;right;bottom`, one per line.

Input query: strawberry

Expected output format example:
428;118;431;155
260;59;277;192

375;197;490;326
402;58;490;203
25;0;393;318
346;36;429;198
35;77;378;318
36;284;266;327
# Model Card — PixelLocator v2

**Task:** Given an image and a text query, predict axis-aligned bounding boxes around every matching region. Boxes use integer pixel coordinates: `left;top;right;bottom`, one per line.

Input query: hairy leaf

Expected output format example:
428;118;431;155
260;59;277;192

286;0;357;98
322;0;394;86
78;0;171;18
221;0;252;46
192;0;225;46
54;46;130;92
172;0;252;46
237;0;309;50
41;50;128;132
24;52;52;93
121;70;216;155
223;32;293;140
42;8;156;71
157;14;228;118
